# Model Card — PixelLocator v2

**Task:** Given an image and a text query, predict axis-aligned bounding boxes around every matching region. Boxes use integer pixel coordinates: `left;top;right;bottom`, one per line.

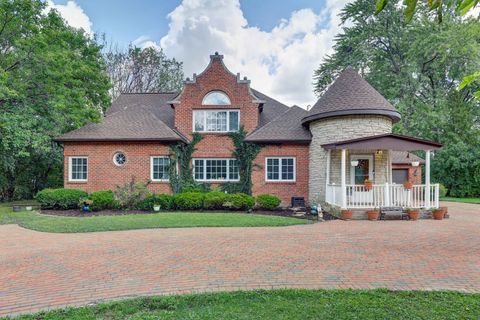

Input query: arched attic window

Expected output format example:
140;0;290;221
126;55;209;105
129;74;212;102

202;91;231;105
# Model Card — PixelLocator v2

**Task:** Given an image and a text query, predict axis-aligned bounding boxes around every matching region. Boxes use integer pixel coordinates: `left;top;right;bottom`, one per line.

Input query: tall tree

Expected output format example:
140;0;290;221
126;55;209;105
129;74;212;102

104;45;183;99
0;0;111;200
314;0;480;196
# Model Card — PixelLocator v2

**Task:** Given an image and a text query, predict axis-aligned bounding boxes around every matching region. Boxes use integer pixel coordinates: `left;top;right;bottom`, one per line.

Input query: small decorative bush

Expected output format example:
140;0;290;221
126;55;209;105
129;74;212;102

174;192;205;210
89;190;115;211
137;194;174;211
114;179;150;209
256;194;281;210
204;191;229;209
439;183;448;198
35;188;88;209
225;193;255;210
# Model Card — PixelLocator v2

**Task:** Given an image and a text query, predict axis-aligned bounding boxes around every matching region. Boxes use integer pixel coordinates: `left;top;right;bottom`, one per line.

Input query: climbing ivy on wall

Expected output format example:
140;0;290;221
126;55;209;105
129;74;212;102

169;133;203;193
226;127;263;195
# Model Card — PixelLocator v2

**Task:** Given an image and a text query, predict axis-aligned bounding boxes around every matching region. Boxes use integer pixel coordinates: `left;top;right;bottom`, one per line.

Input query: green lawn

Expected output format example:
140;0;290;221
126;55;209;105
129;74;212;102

0;204;309;233
7;289;480;320
441;197;480;204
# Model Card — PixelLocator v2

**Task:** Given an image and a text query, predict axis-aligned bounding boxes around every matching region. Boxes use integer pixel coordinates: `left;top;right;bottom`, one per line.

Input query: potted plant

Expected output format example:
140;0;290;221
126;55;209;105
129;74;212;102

367;207;380;221
80;199;93;212
364;179;373;191
340;209;353;220
153;203;161;212
432;208;444;220
406;208;420;220
403;180;413;190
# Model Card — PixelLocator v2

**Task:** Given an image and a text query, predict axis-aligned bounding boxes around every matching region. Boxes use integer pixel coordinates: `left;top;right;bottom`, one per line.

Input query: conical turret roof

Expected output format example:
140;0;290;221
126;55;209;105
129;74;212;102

302;67;401;124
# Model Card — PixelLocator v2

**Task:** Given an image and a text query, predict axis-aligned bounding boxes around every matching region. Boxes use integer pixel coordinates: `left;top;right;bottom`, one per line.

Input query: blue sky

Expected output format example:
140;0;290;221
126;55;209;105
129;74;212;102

46;0;349;106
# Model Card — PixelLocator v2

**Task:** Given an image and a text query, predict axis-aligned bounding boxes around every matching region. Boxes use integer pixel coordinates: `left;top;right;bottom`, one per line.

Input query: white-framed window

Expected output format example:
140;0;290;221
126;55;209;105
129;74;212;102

193;158;239;181
69;156;88;182
265;157;296;182
202;91;231;105
193;110;239;132
150;156;170;181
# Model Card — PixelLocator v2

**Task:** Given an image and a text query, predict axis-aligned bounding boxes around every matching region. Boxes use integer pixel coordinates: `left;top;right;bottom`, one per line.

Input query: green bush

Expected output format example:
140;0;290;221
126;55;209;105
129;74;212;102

225;193;255;210
174;192;205;210
439;184;448;198
137;194;174;211
114;179;150;209
204;191;229;209
35;188;88;209
89;190;115;211
256;194;281;210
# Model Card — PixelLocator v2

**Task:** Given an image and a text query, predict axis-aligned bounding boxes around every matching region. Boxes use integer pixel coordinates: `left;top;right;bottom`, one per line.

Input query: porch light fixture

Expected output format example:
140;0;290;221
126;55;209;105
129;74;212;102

350;160;359;167
376;150;383;156
411;161;420;167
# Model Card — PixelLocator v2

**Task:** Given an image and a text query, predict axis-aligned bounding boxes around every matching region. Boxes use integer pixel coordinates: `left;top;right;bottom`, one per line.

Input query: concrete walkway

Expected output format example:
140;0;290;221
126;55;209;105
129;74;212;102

0;201;478;316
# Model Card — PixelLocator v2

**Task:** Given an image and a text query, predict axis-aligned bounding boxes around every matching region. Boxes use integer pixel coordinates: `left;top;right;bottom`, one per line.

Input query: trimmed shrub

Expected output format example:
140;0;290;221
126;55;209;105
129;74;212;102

35;188;88;209
204;191;229;209
89;190;115;211
137;194;174;211
114;179;150;209
439;183;448;198
174;192;205;210
256;194;281;210
225;193;255;210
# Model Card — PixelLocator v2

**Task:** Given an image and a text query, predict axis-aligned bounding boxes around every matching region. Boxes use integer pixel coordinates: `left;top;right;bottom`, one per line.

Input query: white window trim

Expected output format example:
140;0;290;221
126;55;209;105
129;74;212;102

150;156;171;182
265;157;296;182
68;156;88;182
192;158;240;182
192;109;240;133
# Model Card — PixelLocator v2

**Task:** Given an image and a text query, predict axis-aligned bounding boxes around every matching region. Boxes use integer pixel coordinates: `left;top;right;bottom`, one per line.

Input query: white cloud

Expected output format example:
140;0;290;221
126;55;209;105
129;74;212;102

45;0;93;36
136;0;349;107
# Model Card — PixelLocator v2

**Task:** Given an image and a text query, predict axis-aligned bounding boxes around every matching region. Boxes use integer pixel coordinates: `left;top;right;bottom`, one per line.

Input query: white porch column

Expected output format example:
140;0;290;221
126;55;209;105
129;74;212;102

325;149;331;191
425;150;431;209
388;150;393;183
341;149;347;209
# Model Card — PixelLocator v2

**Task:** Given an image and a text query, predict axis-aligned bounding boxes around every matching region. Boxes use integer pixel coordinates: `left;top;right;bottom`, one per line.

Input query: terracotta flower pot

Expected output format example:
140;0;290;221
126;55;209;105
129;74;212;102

407;209;420;220
432;209;444;220
340;210;353;220
367;210;379;221
364;180;373;191
403;181;413;190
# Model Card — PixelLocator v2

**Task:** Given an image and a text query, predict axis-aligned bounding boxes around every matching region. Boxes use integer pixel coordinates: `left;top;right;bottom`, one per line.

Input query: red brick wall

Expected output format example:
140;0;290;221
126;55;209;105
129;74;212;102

252;144;309;206
175;56;260;156
392;164;422;185
63;142;172;194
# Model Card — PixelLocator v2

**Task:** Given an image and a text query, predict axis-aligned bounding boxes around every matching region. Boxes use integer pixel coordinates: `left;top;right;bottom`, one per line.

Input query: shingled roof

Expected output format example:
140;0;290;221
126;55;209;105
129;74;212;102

391;151;425;164
302;67;401;125
245;105;311;143
55;93;185;142
56;89;291;143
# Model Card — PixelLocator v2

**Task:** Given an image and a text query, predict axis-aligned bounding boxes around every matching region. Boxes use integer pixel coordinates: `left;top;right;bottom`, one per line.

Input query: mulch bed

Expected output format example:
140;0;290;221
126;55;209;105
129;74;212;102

40;208;317;220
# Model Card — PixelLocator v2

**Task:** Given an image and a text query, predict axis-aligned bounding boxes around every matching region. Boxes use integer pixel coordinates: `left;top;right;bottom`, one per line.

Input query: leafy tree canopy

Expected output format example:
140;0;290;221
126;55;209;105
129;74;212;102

0;0;111;200
314;0;480;196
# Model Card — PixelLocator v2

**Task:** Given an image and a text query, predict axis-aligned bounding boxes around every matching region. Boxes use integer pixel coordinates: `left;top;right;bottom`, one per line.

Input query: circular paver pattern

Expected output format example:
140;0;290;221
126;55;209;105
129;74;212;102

0;201;479;316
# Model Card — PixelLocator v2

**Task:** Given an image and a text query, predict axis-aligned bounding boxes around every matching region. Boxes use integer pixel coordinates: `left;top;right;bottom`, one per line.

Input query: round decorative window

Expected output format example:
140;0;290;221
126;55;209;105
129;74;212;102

113;152;126;166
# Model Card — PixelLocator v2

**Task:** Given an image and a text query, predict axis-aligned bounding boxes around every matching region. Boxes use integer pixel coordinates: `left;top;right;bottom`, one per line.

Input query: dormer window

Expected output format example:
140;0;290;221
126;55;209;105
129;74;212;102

193;110;239;132
202;91;231;105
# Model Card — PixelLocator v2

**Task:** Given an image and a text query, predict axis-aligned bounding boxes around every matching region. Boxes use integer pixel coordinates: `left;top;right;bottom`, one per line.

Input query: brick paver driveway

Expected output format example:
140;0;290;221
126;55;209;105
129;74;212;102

1;201;479;316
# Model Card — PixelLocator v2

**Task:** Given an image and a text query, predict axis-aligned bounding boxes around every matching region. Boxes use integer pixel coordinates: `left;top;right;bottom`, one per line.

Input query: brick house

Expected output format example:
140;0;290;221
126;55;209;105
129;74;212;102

56;53;441;211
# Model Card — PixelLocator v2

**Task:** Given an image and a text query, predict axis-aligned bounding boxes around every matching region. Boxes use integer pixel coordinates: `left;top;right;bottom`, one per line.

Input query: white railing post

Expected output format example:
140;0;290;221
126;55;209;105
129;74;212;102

435;184;439;208
341;149;347;209
384;182;390;207
425;150;431;209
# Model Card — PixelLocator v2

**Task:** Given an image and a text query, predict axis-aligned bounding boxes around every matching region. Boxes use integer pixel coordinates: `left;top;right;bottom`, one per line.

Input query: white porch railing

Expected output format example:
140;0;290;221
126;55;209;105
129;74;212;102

325;183;440;209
